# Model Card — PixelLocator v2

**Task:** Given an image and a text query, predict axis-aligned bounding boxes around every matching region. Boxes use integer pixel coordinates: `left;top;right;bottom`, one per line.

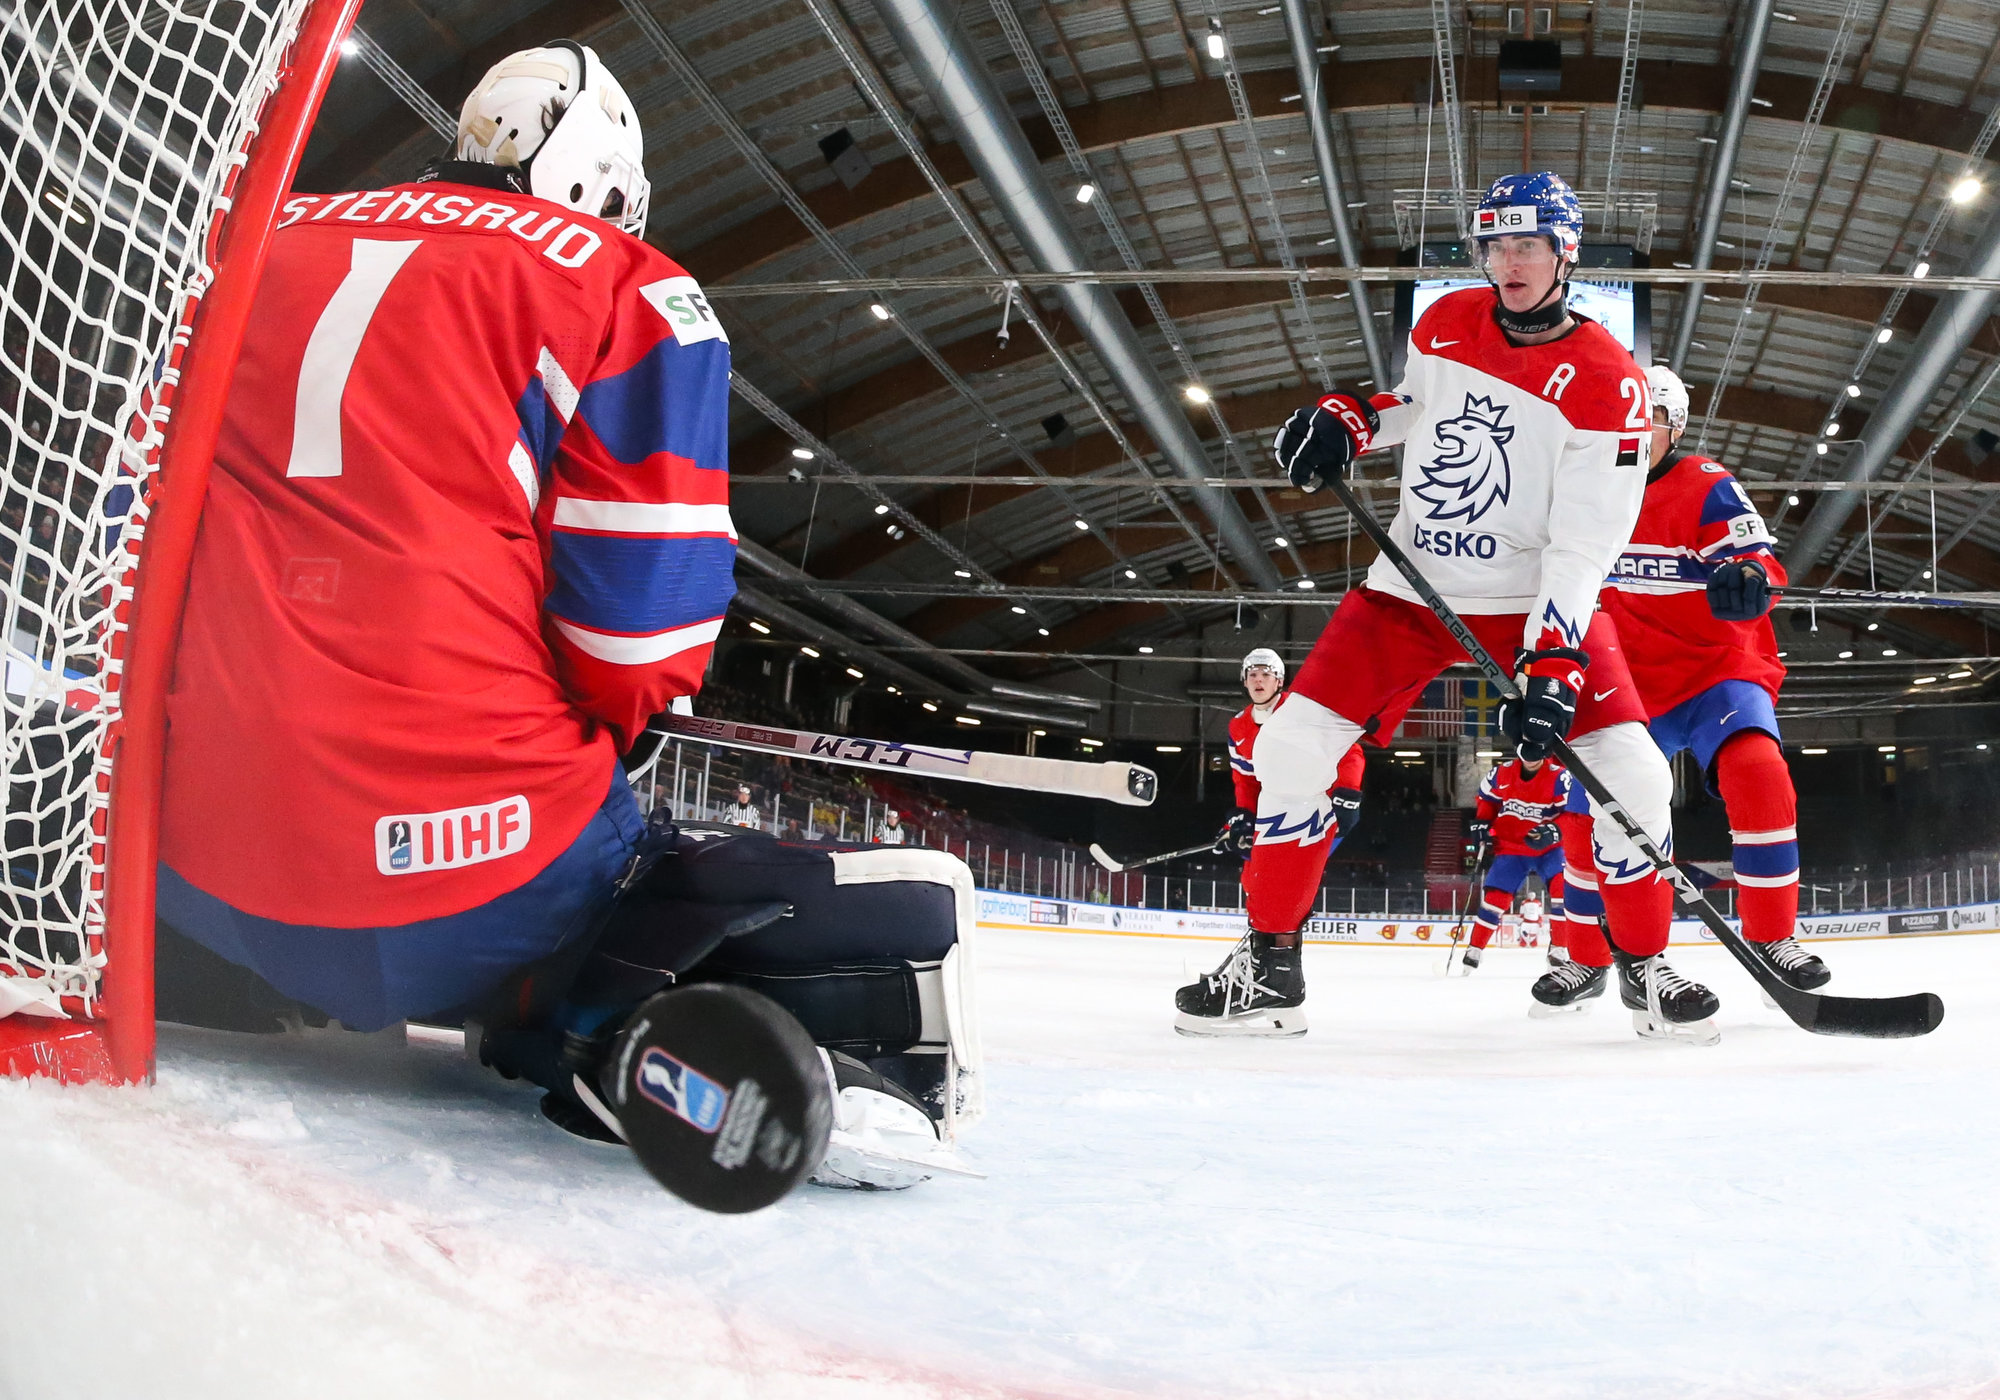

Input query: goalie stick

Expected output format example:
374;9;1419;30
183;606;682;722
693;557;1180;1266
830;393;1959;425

1087;837;1222;873
650;714;1158;807
1329;474;1944;1039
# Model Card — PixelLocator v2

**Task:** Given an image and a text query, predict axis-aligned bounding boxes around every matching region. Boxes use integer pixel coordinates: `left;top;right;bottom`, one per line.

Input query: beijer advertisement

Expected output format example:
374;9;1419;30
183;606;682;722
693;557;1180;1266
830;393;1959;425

978;890;1999;946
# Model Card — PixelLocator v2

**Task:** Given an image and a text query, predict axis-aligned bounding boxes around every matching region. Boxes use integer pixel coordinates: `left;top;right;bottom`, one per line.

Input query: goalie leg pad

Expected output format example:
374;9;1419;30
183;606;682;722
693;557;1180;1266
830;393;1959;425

617;826;983;1138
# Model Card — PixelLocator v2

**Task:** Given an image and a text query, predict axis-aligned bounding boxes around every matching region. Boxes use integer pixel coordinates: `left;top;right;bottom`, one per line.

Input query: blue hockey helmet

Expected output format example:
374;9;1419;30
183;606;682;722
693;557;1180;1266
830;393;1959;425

1472;172;1584;266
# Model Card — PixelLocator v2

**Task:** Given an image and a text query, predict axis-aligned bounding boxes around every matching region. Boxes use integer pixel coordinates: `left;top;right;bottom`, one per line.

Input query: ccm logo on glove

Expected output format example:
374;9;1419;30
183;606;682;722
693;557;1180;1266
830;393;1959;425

1273;393;1379;494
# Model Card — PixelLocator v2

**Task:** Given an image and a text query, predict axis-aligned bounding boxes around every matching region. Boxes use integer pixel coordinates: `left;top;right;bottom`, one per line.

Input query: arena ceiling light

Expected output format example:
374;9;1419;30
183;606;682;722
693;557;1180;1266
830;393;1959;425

1877;328;1894;344
954;569;972;579
800;645;821;657
1296;579;1317;590
1802;746;1828;755
1183;385;1211;404
1879;745;1899;753
1074;519;1090;530
922;701;938;712
1123;568;1138;580
1080;738;1103;749
845;667;865;680
1846;384;1861;397
1952;177;1983;204
1074;184;1096;204
1205;20;1226;58
1913;676;1940;685
873;503;890;514
1394;750;1422;758
1913;261;1931;279
1950;669;1974;679
1157;745;1182;753
1138;645;1154;654
956;715;980;725
1838;649;1855;658
747;620;770;634
790;447;815;460
1272;535;1289;547
869;302;892;320
1883;648;1899;657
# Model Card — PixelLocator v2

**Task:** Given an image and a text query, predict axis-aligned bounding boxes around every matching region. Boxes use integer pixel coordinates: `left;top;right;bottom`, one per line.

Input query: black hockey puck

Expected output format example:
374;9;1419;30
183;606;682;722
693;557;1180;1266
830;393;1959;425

608;984;832;1214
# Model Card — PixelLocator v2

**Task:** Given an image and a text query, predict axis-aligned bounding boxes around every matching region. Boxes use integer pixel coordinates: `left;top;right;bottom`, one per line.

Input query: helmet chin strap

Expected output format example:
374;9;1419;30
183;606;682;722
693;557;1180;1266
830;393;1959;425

1491;263;1572;337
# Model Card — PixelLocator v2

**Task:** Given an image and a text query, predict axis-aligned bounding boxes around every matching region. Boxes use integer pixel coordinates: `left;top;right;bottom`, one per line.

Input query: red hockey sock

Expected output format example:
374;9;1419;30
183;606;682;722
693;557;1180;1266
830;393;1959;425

1600;872;1674;957
1715;730;1800;944
1469;888;1510;950
1559;818;1610;967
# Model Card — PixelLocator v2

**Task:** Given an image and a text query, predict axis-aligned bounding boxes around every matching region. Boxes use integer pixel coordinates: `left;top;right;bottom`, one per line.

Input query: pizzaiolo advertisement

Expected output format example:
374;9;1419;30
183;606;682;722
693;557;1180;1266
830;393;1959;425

973;890;2000;947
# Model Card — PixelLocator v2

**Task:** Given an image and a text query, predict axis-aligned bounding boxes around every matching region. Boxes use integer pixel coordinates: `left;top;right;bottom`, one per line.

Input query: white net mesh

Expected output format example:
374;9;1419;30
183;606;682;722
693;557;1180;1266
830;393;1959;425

0;0;314;1020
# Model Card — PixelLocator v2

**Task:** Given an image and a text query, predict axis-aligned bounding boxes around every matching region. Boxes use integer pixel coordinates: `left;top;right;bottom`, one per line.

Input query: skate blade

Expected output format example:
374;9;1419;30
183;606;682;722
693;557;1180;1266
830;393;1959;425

1528;997;1597;1019
1174;1008;1308;1038
1631;1009;1721;1047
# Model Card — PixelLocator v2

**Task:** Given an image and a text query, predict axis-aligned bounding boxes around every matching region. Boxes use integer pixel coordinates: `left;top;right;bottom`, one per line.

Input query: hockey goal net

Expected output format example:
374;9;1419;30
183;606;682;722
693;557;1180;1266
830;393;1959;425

0;0;360;1083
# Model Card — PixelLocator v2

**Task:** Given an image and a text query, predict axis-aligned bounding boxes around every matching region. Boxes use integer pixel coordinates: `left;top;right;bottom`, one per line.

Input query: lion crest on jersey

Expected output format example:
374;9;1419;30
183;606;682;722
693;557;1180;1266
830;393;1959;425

1417;393;1515;524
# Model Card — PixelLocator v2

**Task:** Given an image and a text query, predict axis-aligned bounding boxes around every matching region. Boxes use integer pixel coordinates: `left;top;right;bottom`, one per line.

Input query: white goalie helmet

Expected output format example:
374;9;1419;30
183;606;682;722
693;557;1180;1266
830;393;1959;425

456;41;651;236
1241;647;1286;685
1647;363;1690;438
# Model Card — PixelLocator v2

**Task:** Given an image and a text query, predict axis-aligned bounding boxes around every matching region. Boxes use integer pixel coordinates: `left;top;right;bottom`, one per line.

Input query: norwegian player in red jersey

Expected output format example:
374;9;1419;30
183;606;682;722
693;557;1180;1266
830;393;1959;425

1175;648;1364;1036
1458;755;1573;973
1174;171;1717;1041
158;46;720;1027
152;48;975;1198
1583;364;1830;992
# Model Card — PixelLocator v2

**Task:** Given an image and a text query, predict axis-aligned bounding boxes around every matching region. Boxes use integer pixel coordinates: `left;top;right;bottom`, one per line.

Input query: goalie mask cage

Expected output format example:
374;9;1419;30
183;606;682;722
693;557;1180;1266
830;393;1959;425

0;0;362;1084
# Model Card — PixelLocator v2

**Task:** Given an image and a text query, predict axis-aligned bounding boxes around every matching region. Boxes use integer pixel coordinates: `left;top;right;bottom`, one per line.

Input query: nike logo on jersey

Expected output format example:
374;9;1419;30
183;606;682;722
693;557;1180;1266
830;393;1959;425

1430;337;1461;350
1719;710;1739;727
1593;688;1619;702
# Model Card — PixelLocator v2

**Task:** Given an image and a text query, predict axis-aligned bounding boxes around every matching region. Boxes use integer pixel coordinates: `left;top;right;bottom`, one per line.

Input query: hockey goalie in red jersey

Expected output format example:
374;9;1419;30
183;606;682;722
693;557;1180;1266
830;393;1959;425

1173;171;1719;1041
157;43;726;1027
1583;364;1831;993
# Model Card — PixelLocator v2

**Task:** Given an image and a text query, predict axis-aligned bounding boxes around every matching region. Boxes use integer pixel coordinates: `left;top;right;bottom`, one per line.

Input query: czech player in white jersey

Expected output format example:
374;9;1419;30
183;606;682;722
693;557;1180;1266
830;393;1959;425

1175;171;1719;1041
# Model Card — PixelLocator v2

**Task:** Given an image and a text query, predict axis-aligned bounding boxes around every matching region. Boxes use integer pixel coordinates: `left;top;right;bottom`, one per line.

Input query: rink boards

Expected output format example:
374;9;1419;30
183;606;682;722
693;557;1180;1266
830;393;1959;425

974;889;2000;947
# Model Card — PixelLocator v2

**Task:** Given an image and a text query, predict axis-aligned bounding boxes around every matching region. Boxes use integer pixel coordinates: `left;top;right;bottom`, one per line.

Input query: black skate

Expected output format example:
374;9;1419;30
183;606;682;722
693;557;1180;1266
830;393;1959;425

1528;959;1607;1017
1457;944;1483;974
1615;950;1720;1046
1742;934;1831;991
1174;932;1306;1038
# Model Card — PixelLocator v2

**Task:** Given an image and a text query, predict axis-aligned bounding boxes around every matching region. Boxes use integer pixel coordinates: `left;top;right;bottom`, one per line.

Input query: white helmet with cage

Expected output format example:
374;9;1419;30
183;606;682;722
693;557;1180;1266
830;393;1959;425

1241;647;1286;685
1647;363;1689;438
456;41;651;236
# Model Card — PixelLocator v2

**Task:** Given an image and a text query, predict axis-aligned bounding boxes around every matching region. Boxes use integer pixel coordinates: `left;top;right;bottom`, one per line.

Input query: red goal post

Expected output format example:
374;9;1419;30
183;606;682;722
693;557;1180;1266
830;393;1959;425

0;0;364;1084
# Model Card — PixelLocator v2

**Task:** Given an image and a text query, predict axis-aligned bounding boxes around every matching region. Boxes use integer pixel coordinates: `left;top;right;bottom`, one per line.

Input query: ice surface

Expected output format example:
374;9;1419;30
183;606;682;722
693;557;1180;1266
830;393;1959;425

4;931;1999;1399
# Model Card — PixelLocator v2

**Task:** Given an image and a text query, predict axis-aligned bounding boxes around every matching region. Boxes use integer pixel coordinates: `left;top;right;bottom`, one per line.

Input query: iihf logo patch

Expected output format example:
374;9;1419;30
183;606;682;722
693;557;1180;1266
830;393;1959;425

1417;393;1515;524
635;1047;730;1134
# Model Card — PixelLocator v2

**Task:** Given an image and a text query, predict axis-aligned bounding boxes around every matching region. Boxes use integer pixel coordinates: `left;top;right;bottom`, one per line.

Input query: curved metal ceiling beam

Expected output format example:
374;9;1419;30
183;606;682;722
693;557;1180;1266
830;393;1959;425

1279;0;1386;385
1667;0;1776;373
1786;195;2000;578
870;0;1284;592
653;54;1995;291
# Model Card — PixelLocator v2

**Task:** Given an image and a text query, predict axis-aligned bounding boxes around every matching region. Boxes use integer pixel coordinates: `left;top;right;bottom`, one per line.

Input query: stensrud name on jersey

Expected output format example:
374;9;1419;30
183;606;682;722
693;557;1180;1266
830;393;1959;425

277;190;609;269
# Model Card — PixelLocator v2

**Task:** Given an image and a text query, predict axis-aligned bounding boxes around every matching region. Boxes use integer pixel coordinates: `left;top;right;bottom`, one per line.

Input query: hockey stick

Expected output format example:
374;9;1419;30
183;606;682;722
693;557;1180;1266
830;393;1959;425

1087;837;1221;873
1328;474;1943;1038
650;715;1158;807
1774;586;2000;609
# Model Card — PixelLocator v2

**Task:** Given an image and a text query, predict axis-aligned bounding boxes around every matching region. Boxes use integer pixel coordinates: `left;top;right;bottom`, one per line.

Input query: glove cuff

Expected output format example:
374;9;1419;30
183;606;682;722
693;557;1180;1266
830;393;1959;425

1315;392;1379;457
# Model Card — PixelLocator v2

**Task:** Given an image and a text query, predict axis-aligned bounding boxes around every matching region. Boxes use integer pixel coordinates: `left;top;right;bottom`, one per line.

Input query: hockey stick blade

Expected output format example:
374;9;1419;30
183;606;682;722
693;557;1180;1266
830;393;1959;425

653;715;1157;806
1327;475;1945;1039
1088;843;1125;872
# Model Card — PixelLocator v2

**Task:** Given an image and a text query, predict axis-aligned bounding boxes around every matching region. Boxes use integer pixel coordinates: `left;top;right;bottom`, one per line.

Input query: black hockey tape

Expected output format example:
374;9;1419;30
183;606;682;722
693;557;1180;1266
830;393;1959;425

610;984;833;1214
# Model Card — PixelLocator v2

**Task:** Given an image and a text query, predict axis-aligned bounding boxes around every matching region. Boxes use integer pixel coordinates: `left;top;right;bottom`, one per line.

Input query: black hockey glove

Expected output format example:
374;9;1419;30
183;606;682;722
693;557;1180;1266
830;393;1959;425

1499;647;1589;763
1273;392;1378;494
1524;821;1561;853
1466;819;1492;868
1707;558;1773;621
1214;807;1257;859
1330;786;1363;841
